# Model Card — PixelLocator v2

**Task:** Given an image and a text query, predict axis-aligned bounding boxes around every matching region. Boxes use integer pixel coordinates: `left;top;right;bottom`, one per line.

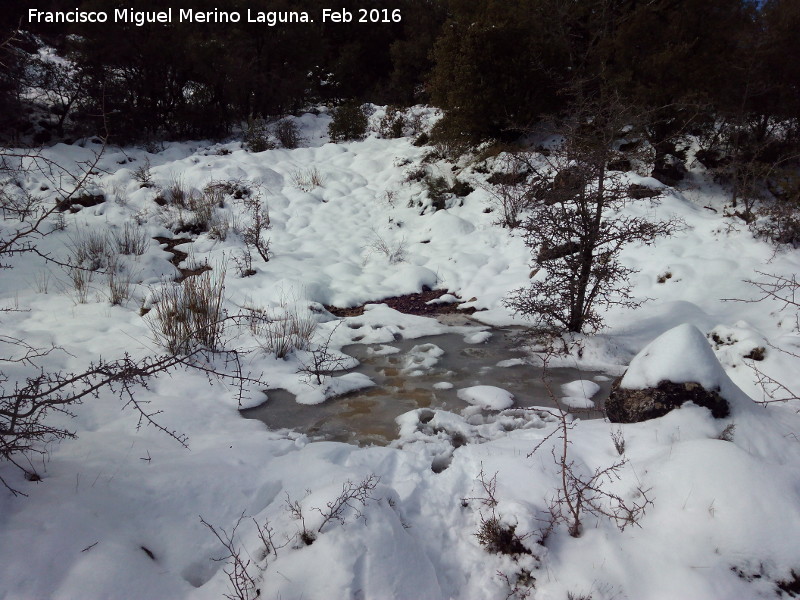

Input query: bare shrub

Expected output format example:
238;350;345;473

610;427;626;455
290;167;325;192
167;186;225;236
381;190;398;207
532;389;652;538
201;183;226;209
200;514;260;600
33;270;51;294
1;185;41;222
149;267;227;354
106;259;133;306
204;179;252;201
232;247;256;277
50;211;66;232
505;99;683;335
67;228;111;271
753;167;800;246
165;175;191;208
297;322;347;385
67;265;92;303
286;474;380;546
249;300;317;359
366;228;407;264
469;467;531;556
111;222;149;256
238;195;271;262
482;155;536;228
132;158;153;188
187;190;215;229
729;272;800;404
543;414;652;537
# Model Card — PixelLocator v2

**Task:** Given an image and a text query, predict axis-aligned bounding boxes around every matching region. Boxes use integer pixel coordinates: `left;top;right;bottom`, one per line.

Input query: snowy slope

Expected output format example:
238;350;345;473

1;110;800;599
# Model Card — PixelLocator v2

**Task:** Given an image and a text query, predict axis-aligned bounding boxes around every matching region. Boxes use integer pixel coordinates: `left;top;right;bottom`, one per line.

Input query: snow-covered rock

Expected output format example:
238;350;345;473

606;323;755;422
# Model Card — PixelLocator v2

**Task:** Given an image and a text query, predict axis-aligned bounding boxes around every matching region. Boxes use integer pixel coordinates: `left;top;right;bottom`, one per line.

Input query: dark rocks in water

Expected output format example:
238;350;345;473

605;378;730;423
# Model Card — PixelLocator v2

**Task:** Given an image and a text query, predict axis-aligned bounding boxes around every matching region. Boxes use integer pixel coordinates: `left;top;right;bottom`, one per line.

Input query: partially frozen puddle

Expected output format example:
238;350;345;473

241;329;612;446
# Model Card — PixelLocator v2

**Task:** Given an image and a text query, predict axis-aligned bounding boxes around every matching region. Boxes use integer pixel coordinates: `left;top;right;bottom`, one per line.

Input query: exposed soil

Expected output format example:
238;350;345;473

57;193;105;212
153;235;211;282
326;287;478;317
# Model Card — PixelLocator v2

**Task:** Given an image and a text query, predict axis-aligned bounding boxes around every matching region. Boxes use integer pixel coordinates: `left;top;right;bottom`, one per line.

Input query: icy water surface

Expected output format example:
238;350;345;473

241;328;612;446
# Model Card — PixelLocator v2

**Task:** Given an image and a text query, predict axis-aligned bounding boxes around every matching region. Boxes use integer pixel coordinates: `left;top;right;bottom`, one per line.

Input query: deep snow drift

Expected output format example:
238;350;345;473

2;108;800;599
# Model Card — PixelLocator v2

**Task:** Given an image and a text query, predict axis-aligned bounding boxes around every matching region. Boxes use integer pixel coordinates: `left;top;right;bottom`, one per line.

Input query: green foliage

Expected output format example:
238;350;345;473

423;174;450;211
428;1;564;142
244;117;274;153
378;106;405;139
328;102;368;142
274;118;303;149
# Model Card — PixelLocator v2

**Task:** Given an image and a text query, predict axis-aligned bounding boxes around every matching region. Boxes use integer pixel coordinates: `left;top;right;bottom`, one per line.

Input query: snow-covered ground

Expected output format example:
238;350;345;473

2;108;800;599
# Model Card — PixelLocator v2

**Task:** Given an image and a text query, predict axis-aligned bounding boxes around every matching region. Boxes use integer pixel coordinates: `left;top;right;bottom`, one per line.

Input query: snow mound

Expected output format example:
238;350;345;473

464;330;491;344
560;379;600;409
620;323;755;412
496;358;526;367
456;385;515;410
402;343;444;376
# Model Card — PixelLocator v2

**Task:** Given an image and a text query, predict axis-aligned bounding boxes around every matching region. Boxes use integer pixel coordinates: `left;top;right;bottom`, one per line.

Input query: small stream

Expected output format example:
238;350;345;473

241;327;612;446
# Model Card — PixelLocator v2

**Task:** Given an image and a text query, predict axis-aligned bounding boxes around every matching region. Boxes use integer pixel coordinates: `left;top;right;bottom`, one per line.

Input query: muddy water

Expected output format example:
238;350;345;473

241;328;612;446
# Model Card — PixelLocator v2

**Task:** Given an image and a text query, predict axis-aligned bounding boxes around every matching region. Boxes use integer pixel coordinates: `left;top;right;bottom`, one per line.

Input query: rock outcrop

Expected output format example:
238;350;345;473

605;379;729;423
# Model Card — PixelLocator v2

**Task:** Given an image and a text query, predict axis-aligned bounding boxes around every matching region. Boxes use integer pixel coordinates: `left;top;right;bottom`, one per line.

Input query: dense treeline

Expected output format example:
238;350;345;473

2;0;441;141
1;0;798;153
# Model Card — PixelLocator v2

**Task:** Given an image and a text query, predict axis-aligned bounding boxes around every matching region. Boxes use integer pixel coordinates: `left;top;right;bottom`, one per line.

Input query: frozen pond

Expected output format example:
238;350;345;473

241;328;612;446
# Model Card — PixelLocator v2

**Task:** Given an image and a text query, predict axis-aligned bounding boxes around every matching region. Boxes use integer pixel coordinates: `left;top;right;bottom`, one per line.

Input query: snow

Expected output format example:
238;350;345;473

2;109;800;600
457;385;516;409
621;323;728;390
464;330;492;344
560;379;601;409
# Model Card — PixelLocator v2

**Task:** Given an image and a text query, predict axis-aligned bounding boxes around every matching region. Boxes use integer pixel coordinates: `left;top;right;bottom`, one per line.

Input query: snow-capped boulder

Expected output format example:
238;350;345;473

605;323;754;423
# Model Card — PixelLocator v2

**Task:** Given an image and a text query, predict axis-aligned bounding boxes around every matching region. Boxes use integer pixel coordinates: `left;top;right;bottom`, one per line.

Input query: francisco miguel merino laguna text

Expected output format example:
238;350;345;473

27;8;317;27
